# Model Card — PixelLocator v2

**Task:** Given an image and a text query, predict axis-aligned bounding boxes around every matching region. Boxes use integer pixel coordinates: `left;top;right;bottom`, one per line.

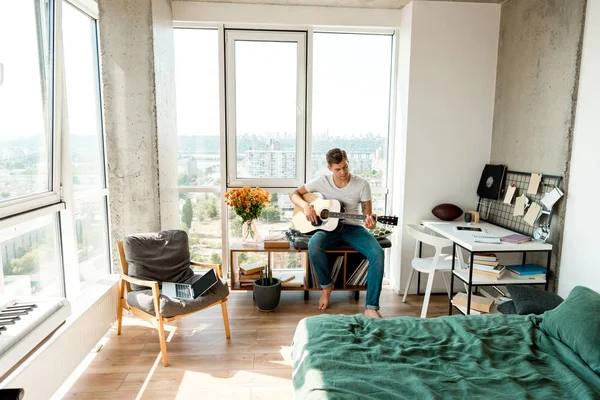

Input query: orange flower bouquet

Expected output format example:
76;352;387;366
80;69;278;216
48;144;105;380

224;187;271;241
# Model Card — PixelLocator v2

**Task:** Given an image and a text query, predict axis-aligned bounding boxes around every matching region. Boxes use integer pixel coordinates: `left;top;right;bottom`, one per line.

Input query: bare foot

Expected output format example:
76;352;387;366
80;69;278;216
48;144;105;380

364;309;383;319
318;286;334;310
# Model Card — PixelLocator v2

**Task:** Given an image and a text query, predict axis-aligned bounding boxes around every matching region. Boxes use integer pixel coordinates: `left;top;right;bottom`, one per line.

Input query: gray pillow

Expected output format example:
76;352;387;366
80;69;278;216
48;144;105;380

497;300;517;314
506;285;563;315
124;230;194;290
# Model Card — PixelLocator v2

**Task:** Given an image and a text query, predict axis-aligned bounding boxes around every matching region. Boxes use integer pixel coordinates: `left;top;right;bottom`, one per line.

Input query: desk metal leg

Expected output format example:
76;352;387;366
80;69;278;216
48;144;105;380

522;252;526;265
449;243;456;315
545;251;552;291
304;290;309;300
467;252;474;315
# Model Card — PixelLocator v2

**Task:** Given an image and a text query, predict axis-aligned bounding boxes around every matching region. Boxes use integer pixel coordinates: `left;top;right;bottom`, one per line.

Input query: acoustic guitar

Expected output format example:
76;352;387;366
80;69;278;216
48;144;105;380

292;192;399;234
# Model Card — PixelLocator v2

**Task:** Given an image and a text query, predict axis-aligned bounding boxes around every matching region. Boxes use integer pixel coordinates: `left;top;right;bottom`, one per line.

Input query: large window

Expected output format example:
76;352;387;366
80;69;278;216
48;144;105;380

0;0;110;299
174;29;223;263
225;30;307;188
62;1;110;287
174;28;394;276
0;0;57;217
0;212;63;297
312;32;393;215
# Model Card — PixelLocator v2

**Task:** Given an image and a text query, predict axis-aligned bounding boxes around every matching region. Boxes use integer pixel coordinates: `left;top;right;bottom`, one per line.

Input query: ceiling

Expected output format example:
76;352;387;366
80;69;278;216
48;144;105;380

173;0;504;10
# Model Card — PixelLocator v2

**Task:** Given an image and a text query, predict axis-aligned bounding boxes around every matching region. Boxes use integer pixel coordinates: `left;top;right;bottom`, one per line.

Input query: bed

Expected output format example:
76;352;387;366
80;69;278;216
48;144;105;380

292;286;600;399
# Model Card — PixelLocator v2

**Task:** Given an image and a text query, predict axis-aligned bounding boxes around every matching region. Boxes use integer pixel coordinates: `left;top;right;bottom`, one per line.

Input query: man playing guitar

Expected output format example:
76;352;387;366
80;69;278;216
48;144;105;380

289;148;384;318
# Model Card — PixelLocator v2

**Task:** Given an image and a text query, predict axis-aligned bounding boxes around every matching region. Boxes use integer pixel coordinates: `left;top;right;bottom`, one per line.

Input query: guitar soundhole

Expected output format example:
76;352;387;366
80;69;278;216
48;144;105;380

320;210;329;220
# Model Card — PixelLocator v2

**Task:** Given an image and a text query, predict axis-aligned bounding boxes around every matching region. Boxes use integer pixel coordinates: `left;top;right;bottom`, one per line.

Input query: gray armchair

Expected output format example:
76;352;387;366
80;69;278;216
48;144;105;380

116;230;230;367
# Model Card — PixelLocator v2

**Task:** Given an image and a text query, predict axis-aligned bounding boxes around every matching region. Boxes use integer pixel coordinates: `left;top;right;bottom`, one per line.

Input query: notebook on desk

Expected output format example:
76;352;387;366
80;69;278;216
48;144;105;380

472;234;501;244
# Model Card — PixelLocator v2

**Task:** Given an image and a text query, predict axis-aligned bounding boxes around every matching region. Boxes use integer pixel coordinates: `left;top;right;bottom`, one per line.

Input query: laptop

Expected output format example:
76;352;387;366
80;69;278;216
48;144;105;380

162;269;218;300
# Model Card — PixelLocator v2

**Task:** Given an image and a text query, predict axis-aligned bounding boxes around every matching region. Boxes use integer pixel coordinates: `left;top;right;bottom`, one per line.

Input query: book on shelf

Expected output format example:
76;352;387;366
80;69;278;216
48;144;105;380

238;274;261;282
471;259;499;267
263;240;290;248
500;234;532;244
472;263;505;273
310;264;321;288
346;259;369;286
452;292;494;313
239;281;254;287
473;253;498;262
470;268;506;280
506;264;547;276
278;273;295;283
239;262;266;275
331;256;344;284
506;271;546;281
282;280;305;288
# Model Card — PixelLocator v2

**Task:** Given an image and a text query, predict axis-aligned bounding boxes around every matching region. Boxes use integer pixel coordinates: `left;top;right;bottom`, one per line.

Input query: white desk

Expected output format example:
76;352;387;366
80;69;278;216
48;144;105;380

421;220;553;315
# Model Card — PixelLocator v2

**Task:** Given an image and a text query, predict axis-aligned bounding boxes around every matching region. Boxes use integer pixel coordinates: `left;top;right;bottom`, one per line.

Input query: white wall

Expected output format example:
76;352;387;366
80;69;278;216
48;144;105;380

392;1;500;293
388;2;413;293
557;0;600;298
172;1;401;27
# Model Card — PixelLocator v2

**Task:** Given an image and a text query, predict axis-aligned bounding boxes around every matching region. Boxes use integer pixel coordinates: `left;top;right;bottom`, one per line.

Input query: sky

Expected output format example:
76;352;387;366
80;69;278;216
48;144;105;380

174;29;393;139
0;2;100;139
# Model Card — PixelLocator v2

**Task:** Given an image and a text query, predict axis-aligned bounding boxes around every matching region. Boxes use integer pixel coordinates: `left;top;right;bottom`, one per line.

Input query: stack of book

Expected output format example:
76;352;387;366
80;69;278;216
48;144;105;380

346;259;369;286
506;264;547;280
238;262;265;287
469;253;506;280
452;292;494;313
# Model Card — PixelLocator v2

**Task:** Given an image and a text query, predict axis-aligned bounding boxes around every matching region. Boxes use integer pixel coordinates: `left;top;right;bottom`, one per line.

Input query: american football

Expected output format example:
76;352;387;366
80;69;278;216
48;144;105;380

431;203;463;221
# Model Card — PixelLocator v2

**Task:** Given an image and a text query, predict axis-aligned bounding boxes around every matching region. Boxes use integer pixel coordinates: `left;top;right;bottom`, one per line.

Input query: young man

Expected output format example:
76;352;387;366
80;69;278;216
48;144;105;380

290;148;384;318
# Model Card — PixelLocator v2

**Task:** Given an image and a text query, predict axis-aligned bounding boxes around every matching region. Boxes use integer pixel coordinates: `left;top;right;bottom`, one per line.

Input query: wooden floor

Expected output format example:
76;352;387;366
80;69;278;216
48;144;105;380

64;287;451;399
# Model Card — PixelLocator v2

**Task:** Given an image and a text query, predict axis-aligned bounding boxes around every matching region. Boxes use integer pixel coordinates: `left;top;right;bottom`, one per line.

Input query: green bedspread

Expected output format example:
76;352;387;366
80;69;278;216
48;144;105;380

292;314;600;399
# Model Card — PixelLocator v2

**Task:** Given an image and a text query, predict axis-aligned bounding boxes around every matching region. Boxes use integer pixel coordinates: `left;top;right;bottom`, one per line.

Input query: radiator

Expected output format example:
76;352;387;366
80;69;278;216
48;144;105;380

0;277;119;399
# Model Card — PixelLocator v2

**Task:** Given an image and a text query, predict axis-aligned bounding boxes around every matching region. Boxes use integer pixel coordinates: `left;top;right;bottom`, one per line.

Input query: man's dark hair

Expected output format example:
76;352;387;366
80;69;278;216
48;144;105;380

326;148;348;166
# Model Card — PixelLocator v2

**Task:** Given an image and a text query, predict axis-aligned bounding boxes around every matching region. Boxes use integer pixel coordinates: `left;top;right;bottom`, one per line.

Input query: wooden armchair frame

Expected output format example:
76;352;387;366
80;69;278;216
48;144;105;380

116;241;231;367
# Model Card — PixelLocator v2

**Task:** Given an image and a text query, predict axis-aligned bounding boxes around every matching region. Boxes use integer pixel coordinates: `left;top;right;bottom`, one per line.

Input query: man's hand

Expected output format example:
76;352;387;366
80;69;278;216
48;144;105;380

364;214;376;230
303;203;318;224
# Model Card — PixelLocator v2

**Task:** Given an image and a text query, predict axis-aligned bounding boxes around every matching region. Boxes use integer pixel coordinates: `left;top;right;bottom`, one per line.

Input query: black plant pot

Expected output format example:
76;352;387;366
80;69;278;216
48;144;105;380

253;278;281;312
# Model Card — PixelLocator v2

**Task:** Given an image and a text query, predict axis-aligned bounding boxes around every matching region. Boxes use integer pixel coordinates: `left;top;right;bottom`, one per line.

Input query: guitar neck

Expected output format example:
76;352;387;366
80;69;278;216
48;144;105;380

328;212;367;221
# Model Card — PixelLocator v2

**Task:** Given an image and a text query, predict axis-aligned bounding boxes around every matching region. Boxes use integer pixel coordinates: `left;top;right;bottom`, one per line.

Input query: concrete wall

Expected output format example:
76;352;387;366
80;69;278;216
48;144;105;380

392;1;500;294
99;0;177;270
489;0;586;289
152;0;180;230
558;0;600;297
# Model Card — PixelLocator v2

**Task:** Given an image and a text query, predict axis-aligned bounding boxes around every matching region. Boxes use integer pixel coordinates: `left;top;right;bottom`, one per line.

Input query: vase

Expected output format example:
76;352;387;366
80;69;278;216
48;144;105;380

242;220;259;243
253;278;281;312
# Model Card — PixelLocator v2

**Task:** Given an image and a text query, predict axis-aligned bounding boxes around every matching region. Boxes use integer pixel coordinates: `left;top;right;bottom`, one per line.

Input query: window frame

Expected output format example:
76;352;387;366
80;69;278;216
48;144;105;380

0;0;62;220
225;29;307;188
58;0;111;298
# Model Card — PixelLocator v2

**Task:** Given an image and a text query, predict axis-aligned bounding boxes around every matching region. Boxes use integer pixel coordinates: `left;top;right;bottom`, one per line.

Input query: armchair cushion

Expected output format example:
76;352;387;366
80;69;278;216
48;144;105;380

124;230;194;291
127;276;230;318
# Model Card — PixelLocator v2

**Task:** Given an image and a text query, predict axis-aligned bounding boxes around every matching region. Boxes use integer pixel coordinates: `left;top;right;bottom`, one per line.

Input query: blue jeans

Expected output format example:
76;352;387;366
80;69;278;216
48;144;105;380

307;224;385;310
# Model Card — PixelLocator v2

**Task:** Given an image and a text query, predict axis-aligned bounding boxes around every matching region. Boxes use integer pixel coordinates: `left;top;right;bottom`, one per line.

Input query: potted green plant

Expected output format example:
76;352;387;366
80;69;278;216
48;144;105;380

253;263;281;312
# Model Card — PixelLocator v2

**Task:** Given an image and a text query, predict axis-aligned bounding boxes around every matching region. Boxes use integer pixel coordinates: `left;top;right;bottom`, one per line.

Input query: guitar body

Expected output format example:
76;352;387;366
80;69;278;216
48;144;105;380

292;193;343;234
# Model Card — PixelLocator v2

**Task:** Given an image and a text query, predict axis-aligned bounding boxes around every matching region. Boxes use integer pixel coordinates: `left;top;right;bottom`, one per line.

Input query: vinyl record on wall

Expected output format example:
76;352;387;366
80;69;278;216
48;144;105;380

477;164;506;200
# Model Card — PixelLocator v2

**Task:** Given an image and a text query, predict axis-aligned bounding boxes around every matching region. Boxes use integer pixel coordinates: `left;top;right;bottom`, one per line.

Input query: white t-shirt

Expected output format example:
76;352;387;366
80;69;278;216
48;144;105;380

304;174;372;226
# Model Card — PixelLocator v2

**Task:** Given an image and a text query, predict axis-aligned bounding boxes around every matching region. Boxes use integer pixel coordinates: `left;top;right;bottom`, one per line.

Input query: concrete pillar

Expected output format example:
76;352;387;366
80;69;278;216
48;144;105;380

490;0;586;290
98;0;178;271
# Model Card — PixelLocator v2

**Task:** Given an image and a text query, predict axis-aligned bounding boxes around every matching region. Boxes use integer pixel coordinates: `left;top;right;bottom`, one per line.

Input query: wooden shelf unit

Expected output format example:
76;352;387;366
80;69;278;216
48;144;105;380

229;242;368;296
